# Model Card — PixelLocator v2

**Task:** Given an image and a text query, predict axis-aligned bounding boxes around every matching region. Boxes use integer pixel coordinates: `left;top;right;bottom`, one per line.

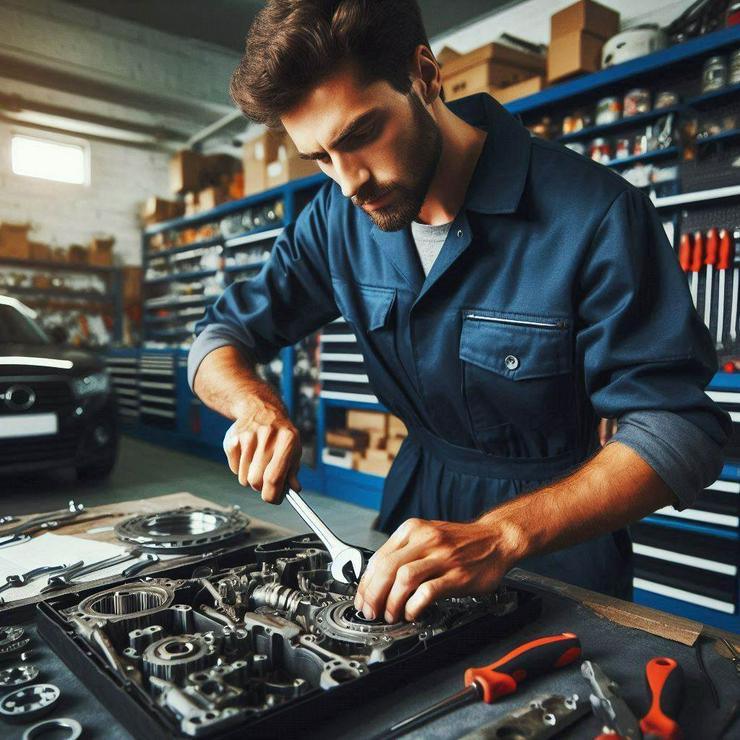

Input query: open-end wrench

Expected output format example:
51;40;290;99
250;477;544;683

284;488;364;584
41;549;142;593
0;562;82;605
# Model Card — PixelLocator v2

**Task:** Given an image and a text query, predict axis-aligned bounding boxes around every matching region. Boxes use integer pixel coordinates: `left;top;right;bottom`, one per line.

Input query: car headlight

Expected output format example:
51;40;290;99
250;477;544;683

72;371;111;398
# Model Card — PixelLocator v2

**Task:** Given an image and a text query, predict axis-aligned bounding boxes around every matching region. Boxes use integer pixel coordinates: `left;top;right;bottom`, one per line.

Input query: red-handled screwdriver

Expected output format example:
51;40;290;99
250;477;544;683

689;231;703;309
641;657;684;740
678;233;691;282
716;229;731;347
704;228;719;329
385;633;581;737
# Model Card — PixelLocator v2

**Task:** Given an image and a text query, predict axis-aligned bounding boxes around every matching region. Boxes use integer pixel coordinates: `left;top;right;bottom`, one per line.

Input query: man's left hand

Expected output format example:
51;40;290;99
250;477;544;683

353;517;524;623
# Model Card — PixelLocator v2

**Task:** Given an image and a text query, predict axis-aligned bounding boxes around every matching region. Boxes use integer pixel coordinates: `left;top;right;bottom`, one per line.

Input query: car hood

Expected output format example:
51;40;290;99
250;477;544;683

0;343;104;377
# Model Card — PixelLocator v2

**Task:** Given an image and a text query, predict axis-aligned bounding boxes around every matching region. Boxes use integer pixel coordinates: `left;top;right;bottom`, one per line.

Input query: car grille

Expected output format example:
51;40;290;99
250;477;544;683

0;379;74;413
0;431;79;467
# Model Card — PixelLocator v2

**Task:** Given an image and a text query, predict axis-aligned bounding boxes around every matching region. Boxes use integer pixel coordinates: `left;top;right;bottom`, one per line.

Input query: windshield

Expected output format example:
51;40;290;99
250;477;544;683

0;303;50;345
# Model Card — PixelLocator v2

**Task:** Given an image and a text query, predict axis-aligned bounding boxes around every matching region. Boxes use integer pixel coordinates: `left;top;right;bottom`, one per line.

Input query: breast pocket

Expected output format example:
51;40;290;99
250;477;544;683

459;311;575;458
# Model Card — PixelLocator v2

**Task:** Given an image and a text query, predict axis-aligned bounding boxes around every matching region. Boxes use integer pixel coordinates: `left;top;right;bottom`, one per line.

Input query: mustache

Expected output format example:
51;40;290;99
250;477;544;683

352;186;395;207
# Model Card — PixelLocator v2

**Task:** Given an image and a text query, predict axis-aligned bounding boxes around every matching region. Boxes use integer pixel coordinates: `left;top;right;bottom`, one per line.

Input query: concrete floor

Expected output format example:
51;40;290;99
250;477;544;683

0;434;388;551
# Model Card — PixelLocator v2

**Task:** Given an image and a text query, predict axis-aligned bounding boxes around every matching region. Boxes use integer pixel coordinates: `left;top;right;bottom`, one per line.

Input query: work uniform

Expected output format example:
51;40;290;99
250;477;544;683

189;92;730;599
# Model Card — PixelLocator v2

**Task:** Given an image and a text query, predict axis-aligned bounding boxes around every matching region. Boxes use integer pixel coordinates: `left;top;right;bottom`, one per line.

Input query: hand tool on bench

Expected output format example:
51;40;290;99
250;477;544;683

0;562;81;605
383;633;581;737
583;657;684;740
41;549;143;593
0;501;85;547
678;233;691;296
284;488;364;583
732;228;740;345
689;231;703;310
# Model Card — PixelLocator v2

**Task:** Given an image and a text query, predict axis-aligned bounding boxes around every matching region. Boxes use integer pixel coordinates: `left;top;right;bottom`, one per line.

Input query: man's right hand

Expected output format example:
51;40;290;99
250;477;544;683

223;405;302;504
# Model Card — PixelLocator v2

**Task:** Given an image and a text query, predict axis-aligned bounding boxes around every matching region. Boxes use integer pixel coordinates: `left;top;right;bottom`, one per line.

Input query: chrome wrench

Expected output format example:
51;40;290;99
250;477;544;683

41;549;142;593
284;489;364;584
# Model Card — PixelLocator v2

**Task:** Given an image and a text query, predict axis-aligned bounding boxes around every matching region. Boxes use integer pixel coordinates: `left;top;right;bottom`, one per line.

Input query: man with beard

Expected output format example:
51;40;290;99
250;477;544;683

188;0;729;623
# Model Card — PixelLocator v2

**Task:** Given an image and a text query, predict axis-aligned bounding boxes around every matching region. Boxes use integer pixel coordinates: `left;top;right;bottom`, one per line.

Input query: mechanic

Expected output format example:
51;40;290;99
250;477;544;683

188;0;730;625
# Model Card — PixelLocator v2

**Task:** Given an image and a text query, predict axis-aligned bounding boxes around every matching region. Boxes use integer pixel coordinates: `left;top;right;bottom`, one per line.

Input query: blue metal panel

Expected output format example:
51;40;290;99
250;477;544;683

506;26;740;115
281;346;296;417
322;398;389;412
324;466;384;510
642;516;739;541
708;371;740;390
634;588;739;632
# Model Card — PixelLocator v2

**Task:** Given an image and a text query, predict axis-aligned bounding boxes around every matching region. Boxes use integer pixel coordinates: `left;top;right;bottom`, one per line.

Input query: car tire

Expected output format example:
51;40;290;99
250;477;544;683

76;455;116;481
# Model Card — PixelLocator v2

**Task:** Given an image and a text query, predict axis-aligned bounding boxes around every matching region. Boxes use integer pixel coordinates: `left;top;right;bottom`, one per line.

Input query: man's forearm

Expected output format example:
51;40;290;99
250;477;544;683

481;440;676;563
193;345;286;421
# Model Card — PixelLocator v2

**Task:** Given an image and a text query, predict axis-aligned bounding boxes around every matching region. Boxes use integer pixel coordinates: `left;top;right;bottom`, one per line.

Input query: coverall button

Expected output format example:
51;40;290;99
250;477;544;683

456;229;463;238
505;354;519;370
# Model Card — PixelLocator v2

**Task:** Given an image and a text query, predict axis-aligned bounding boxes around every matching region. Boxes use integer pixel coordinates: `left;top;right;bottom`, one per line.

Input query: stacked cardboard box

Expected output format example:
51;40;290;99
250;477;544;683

441;42;545;103
547;0;620;83
0;222;31;260
141;197;184;226
89;236;115;267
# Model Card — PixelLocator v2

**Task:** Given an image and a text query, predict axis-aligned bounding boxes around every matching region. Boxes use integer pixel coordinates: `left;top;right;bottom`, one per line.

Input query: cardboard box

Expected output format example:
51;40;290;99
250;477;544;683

184;192;199;217
325;428;369;451
266;139;320;189
0;222;30;260
90;236;114;267
364;448;391;465
50;247;67;263
141;197;184;226
551;0;620;41
122;266;142;304
442;42;546;102
437;46;461;66
29;240;51;262
243;130;284;197
354;453;393;477
68;244;88;264
367;431;387;450
170;150;206;194
388;415;408;438
347;410;388;434
198;186;230;212
386;437;404;457
201;154;241;187
493;75;546;104
547;30;604;83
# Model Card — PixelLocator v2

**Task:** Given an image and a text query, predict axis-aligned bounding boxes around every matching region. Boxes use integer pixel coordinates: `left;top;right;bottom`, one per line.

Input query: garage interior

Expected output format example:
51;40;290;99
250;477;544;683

0;1;739;738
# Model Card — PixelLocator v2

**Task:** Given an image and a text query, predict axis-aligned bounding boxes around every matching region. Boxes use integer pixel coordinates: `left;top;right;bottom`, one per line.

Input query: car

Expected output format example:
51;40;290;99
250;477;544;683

0;296;118;480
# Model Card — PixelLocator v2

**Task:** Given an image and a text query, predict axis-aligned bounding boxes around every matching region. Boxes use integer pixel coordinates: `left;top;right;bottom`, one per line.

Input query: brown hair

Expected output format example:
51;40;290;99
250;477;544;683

230;0;436;128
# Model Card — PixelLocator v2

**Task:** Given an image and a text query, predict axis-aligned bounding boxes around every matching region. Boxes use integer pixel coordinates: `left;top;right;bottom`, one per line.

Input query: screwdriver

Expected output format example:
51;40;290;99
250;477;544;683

689;231;703;310
716;229;731;348
385;632;581;737
731;228;740;345
640;657;684;740
678;233;691;289
704;228;718;331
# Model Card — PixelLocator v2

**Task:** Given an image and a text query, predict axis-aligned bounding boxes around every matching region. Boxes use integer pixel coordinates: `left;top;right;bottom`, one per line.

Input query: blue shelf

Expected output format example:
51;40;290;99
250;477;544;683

642;515;739;541
697;129;740;145
146;236;222;261
7;286;111;302
686;81;740;109
144;295;216;311
0;257;116;274
604;146;679;169
222;224;284;248
322;397;388;412
144;269;217;285
708;371;740;390
224;261;267;274
144;173;327;235
506;25;740;115
633;588;738;632
558;106;682;143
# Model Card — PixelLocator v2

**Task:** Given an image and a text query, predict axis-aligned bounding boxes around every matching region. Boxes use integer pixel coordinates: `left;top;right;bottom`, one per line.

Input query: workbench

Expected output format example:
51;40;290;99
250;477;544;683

0;495;737;739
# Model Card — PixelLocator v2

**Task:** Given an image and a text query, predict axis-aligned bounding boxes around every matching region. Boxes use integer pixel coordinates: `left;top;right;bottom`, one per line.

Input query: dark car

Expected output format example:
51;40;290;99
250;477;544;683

0;297;118;480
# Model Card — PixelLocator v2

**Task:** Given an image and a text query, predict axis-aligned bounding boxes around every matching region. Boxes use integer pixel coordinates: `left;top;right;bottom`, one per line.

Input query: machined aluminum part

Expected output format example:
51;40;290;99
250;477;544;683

22;718;83;740
114;506;250;553
142;634;217;682
0;683;60;722
0;663;39;687
0;625;31;658
71;582;176;624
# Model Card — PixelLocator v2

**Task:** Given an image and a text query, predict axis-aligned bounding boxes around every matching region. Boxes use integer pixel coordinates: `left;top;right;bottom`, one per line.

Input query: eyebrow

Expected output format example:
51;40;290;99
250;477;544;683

298;109;382;160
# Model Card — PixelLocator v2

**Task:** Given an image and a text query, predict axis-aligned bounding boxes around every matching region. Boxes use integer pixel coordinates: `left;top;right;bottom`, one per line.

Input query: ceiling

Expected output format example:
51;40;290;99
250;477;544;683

61;0;519;52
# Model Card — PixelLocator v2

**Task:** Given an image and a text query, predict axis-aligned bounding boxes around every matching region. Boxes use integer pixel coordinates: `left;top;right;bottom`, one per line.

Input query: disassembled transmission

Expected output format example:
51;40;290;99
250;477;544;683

114;506;250;553
40;536;538;738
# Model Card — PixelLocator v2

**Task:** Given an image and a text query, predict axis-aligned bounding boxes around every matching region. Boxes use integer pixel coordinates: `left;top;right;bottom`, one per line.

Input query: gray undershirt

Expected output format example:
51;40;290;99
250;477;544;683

410;219;454;277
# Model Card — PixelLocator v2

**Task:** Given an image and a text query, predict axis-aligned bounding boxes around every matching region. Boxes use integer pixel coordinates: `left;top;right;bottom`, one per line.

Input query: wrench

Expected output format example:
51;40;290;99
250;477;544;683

284;488;364;584
41;549;142;593
0;562;80;605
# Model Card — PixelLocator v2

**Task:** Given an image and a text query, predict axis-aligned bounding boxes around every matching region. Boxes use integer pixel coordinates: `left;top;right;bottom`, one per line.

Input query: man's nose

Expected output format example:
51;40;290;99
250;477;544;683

334;155;370;199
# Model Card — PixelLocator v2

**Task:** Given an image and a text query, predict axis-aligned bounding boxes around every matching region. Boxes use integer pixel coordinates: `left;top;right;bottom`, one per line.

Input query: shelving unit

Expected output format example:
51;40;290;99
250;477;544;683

0;257;123;345
117;24;740;631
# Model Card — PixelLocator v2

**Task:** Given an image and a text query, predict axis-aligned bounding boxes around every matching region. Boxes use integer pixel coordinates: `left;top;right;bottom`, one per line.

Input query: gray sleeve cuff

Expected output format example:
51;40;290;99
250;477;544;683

607;409;724;510
187;324;255;392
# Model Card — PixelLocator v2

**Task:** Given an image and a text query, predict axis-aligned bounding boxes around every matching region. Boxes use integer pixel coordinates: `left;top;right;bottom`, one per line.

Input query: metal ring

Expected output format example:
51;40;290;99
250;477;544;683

0;683;60;722
22;718;83;740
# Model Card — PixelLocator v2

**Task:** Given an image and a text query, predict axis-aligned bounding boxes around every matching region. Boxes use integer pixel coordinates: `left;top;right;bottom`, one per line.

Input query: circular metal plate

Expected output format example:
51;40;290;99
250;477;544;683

0;663;39;687
0;683;60;722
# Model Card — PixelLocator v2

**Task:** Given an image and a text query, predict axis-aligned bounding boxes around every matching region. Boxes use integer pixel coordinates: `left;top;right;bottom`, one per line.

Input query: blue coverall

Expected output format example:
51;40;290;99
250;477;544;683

191;93;730;598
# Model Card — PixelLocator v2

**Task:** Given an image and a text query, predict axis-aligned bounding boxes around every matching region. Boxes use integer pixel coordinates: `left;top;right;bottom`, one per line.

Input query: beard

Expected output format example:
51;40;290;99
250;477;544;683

352;92;442;232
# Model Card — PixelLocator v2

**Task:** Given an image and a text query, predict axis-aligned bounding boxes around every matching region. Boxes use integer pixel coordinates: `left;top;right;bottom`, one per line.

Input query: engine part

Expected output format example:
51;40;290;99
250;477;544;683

0;683;60;722
42;536;538;739
114;506;250;553
458;694;587;739
22;717;83;740
0;663;39;687
0;625;31;658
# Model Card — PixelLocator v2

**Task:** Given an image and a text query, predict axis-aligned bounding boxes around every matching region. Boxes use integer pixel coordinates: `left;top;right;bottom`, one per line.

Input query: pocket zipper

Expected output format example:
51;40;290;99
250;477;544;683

465;314;566;330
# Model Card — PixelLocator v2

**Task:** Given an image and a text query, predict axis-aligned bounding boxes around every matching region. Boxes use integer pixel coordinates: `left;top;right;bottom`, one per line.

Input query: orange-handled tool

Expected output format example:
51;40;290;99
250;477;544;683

385;633;581;737
716;229;732;347
641;657;684;740
678;233;691;274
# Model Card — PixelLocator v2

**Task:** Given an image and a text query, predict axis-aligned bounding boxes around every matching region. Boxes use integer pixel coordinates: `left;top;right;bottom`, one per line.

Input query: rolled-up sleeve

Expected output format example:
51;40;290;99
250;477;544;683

187;180;340;390
576;187;731;505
